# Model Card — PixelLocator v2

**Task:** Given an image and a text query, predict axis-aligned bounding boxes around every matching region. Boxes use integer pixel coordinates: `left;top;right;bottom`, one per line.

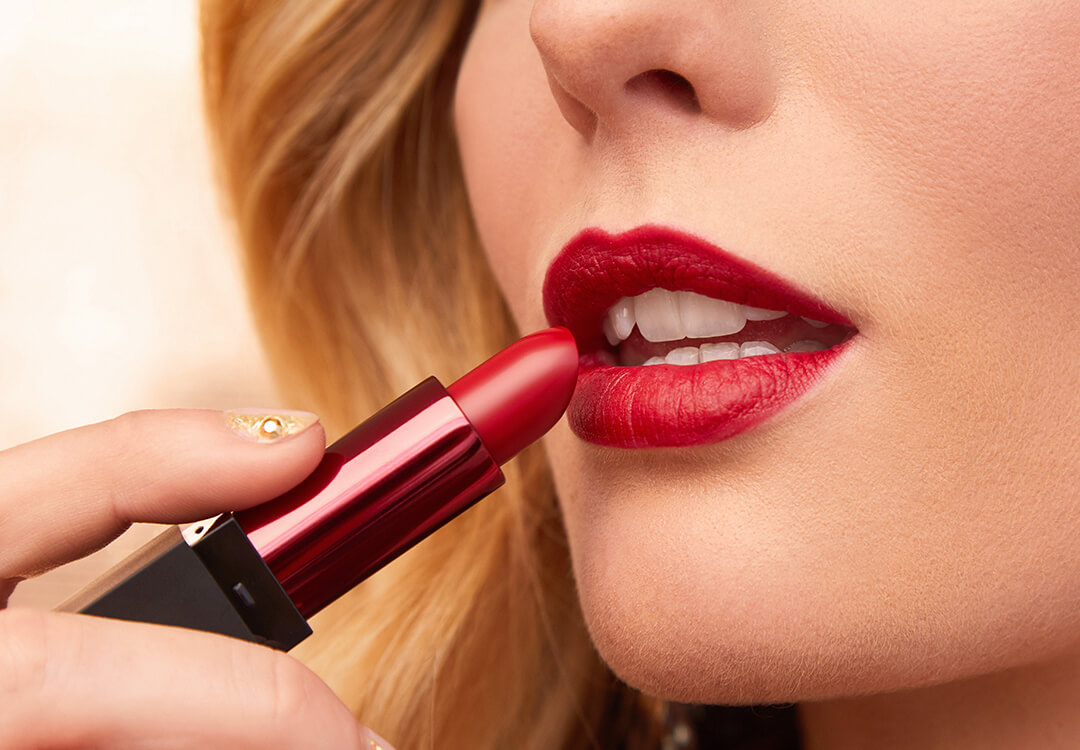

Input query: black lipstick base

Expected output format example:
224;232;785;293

58;517;311;651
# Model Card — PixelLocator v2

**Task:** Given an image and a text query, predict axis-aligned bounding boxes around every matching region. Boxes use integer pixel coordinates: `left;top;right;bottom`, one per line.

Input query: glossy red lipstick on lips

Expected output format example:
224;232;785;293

543;226;856;448
61;328;578;650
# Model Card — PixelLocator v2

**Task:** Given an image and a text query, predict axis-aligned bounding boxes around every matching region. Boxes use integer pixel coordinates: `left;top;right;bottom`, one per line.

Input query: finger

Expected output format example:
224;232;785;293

0;609;392;749
0;408;325;580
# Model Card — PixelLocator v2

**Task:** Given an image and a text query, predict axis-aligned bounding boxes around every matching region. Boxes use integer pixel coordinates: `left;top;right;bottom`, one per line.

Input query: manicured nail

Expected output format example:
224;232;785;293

223;408;320;443
361;727;396;750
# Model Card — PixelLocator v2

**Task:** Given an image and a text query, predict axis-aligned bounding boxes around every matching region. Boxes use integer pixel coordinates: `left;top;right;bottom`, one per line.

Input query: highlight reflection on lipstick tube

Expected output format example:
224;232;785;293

237;378;504;617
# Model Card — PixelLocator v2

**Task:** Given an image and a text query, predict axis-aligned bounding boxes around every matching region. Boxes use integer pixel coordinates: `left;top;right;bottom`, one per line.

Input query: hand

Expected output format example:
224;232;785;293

0;409;395;749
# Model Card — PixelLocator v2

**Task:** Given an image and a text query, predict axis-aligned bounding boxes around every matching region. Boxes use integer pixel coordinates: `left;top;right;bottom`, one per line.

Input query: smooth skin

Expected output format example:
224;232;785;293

0;410;392;749
455;0;1080;748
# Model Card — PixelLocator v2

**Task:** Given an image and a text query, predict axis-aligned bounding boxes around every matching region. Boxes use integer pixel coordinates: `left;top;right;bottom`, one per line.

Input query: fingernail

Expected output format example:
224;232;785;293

362;727;396;750
223;408;320;443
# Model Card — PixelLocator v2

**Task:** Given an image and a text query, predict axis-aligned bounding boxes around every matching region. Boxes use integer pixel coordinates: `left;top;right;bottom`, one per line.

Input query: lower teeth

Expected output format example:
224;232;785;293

786;340;828;353
641;339;826;366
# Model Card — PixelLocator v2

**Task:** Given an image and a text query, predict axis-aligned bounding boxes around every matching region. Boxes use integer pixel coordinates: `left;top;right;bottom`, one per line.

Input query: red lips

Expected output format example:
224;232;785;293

542;226;856;448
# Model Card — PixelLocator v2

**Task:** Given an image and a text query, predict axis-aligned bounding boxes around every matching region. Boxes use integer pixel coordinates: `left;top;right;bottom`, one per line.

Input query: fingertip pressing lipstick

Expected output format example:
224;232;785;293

59;328;578;650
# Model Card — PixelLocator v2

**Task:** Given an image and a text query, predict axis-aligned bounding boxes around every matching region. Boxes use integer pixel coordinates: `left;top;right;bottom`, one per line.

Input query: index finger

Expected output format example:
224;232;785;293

0;409;323;582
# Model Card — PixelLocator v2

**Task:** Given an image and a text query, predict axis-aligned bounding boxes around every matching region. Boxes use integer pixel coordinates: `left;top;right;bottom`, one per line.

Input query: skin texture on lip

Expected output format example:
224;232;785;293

571;344;849;447
454;0;1080;745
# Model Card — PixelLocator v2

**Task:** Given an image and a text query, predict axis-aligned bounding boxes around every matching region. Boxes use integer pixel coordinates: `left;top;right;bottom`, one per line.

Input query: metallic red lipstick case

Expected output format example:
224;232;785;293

59;328;578;651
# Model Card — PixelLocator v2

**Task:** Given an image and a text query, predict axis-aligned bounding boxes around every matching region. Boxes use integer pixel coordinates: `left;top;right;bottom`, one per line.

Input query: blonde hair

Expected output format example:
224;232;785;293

199;1;661;746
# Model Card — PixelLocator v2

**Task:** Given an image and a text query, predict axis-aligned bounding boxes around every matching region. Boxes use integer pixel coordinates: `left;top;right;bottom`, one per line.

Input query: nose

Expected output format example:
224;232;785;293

530;0;775;138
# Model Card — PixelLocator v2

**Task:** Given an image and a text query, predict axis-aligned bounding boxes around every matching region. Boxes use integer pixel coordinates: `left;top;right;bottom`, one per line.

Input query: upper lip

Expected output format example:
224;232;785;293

543;225;855;354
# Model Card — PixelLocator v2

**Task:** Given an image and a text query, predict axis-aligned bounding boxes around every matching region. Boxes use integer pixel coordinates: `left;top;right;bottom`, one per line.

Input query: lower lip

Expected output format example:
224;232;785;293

569;342;851;448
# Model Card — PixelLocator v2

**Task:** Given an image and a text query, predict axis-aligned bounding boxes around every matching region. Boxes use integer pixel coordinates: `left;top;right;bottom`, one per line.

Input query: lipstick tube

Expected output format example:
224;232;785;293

58;328;578;651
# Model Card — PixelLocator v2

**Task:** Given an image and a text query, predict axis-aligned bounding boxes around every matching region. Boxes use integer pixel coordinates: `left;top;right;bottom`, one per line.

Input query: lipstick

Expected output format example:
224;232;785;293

59;328;578;650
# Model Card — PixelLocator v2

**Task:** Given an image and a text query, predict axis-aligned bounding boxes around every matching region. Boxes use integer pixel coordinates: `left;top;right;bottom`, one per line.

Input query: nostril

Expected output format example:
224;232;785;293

625;69;701;114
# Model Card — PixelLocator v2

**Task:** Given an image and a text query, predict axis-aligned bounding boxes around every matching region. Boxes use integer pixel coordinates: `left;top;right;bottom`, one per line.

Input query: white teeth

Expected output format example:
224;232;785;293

602;289;791;344
610;297;636;340
743;305;787;321
635;288;684;342
739;341;782;357
786;340;827;352
665;346;700;366
636;339;807;366
676;291;746;338
700;342;740;362
801;316;829;328
603;316;620;347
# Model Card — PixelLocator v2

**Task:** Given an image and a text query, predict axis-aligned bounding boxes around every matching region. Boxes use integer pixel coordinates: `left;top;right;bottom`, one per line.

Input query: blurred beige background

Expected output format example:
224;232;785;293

2;2;278;607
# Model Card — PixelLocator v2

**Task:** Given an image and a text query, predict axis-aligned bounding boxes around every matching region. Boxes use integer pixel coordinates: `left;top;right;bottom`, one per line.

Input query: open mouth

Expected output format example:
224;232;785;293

599;289;853;366
543;225;858;448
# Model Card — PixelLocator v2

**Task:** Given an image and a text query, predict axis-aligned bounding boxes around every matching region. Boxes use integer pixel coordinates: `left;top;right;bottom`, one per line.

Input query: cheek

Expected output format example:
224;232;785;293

791;0;1080;283
456;0;1080;705
780;0;1080;560
550;3;1080;702
789;0;1080;527
454;2;569;330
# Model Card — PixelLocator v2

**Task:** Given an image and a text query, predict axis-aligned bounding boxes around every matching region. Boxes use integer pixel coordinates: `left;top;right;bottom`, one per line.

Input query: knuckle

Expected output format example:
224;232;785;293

97;410;158;518
107;409;153;446
265;650;321;722
251;649;360;745
105;410;159;465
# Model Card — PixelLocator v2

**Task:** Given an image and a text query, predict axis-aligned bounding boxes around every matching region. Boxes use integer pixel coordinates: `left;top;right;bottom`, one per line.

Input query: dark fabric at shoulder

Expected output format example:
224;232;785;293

671;703;802;749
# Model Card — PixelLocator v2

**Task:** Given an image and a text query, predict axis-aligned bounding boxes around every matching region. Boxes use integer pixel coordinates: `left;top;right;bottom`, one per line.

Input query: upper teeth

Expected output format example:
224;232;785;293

603;289;801;345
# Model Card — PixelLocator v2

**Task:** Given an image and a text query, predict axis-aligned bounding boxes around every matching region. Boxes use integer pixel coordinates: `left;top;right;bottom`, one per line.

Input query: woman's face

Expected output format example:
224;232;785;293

454;0;1080;702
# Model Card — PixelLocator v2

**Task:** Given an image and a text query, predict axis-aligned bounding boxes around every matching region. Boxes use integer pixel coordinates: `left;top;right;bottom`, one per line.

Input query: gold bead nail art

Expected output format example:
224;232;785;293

224;409;319;442
364;728;395;750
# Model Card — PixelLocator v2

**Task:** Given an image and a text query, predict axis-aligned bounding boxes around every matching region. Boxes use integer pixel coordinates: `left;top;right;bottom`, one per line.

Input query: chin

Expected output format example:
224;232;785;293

574;564;824;705
576;548;1080;708
579;576;895;706
560;472;1079;708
